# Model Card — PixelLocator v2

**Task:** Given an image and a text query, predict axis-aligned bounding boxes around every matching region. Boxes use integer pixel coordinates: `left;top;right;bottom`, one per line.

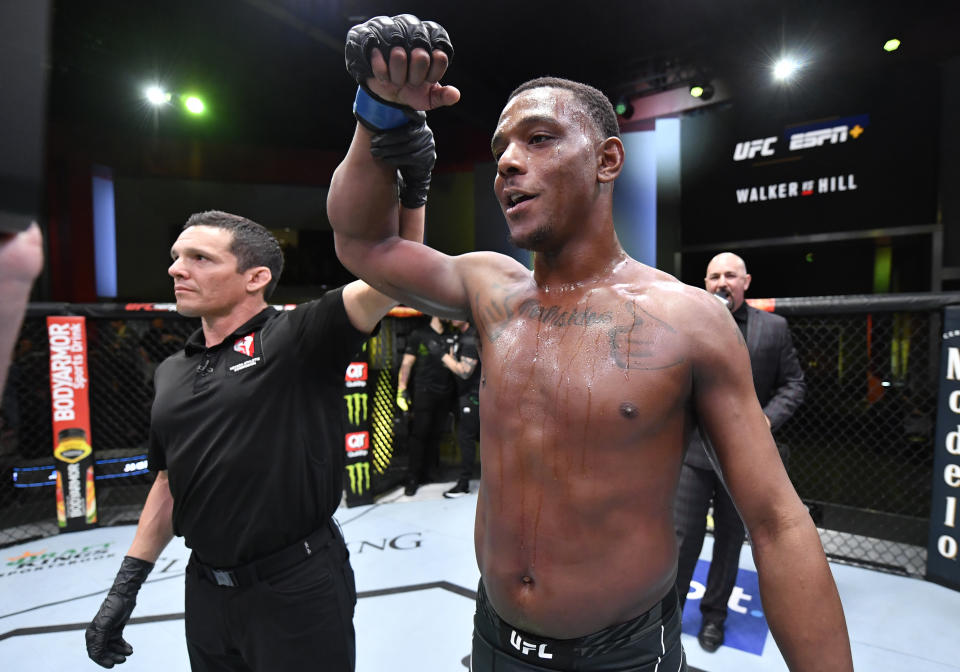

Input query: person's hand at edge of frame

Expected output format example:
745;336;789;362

0;222;44;284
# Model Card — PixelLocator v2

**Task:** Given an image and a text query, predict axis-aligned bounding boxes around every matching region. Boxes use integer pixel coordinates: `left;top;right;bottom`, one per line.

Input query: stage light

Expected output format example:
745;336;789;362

883;38;901;52
615;98;633;118
183;95;206;115
689;83;714;100
773;57;801;81
144;85;171;106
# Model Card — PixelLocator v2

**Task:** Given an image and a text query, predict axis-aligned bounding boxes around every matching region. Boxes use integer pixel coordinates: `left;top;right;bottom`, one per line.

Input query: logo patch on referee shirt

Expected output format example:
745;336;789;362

233;333;255;357
227;331;264;374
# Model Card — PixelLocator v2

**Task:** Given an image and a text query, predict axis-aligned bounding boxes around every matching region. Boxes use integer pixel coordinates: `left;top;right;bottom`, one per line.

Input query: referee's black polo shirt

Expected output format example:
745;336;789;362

148;287;367;568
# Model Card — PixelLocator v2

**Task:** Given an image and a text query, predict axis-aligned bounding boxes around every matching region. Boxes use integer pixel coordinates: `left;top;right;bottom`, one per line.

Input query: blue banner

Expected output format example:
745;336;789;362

927;305;960;590
681;560;770;655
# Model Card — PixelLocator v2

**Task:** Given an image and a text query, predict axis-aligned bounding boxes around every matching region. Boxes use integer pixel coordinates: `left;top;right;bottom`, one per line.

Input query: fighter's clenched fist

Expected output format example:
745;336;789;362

345;14;459;114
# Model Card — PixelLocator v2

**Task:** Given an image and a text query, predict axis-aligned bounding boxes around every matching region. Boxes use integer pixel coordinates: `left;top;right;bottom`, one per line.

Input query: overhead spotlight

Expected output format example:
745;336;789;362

182;95;206;115
883;38;901;52
615;98;634;118
144;85;171;106
689;83;714;100
772;57;801;81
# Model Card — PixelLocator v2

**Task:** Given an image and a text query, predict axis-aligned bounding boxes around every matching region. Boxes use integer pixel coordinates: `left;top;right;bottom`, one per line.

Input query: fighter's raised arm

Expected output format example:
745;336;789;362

689;291;853;671
328;15;519;320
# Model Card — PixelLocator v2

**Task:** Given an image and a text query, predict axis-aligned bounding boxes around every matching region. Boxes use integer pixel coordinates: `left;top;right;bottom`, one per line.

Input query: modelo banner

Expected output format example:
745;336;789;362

928;305;960;590
46;316;98;532
343;357;373;506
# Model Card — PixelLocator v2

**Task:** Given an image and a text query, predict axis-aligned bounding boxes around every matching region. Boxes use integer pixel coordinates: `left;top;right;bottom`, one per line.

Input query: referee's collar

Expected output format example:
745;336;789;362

184;307;275;356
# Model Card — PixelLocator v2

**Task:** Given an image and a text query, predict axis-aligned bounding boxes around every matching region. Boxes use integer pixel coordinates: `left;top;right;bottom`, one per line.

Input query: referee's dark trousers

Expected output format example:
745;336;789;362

184;521;357;671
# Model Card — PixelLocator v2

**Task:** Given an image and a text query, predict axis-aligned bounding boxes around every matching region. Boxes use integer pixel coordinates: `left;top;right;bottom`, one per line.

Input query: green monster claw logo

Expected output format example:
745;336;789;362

345;393;368;426
345;462;370;495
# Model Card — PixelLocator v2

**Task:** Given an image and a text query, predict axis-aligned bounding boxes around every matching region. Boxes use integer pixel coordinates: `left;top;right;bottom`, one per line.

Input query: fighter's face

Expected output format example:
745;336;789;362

168;225;250;319
704;254;751;312
491;88;601;251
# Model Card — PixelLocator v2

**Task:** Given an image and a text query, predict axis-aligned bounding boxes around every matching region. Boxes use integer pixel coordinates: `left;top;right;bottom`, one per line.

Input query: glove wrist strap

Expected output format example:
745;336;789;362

354;87;411;131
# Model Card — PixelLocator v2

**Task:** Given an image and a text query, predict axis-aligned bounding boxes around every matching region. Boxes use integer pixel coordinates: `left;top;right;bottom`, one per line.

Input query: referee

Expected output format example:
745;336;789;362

85;208;422;671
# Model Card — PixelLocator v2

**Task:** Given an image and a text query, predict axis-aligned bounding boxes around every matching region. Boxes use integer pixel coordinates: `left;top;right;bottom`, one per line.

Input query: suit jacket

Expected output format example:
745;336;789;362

685;305;806;470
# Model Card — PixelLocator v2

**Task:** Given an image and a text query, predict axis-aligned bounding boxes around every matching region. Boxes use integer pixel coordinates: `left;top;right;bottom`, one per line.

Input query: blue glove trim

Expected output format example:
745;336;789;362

353;87;410;131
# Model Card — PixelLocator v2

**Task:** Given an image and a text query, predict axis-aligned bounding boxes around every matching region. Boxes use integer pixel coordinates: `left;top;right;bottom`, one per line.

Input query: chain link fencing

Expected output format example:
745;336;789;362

767;294;955;577
2;296;957;581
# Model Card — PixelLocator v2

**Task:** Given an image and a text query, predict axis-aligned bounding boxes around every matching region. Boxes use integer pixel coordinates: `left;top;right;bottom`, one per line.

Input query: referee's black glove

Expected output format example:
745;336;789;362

86;556;154;668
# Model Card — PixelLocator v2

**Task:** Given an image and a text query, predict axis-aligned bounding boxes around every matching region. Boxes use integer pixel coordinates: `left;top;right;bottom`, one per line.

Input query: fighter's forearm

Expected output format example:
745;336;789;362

328;124;402;244
751;514;853;671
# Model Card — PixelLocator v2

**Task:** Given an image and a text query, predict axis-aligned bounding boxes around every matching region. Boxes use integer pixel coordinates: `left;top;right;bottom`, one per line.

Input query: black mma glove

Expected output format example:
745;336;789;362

345;14;452;207
371;123;436;209
344;13;453;103
85;556;154;668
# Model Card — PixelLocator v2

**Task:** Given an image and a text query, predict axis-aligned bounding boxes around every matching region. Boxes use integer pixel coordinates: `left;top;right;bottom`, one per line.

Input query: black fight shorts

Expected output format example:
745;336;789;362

472;582;686;672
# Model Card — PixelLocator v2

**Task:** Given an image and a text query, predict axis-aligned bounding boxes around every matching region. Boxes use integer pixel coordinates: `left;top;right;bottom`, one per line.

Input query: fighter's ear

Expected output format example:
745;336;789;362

597;136;624;184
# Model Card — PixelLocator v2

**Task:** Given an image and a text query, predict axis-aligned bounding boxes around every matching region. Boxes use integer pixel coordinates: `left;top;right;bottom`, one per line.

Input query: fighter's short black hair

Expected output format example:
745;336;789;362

507;77;621;140
183;210;284;299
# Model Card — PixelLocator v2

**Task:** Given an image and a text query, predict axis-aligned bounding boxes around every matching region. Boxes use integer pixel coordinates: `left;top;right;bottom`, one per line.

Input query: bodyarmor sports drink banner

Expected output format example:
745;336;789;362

928;305;960;591
343;356;374;506
46;316;98;532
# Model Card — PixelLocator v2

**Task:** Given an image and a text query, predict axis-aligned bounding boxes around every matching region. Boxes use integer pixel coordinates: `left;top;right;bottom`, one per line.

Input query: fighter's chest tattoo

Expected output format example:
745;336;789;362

477;294;685;371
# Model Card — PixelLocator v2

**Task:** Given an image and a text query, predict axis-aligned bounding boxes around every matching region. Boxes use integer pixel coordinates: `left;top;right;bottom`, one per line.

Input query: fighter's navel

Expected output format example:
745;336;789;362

620;402;639;419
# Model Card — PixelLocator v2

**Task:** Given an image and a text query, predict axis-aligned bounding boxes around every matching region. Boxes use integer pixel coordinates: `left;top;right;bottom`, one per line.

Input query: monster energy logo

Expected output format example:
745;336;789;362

345;392;368;426
346;462;370;495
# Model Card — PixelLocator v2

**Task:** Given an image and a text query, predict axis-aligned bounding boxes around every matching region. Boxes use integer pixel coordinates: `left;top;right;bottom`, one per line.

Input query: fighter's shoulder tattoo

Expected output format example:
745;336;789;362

475;285;524;343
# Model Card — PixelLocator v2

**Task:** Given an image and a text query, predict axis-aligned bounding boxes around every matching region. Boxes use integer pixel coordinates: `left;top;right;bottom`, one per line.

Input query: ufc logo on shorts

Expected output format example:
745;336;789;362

509;630;553;659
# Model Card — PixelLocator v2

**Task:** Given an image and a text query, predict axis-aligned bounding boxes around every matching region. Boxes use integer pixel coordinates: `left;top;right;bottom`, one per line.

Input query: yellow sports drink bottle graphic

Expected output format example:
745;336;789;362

53;428;95;529
86;465;98;524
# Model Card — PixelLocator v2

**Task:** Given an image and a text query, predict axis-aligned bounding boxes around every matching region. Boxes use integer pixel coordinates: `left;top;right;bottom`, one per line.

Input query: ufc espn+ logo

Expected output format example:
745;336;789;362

509;630;554;660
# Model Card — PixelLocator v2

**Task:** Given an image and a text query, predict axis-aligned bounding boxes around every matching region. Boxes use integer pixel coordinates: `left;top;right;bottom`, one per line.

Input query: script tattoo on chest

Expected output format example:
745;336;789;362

515;299;614;328
478;292;685;371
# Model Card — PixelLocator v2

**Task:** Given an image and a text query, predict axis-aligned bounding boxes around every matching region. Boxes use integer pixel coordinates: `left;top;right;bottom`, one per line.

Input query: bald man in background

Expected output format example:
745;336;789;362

674;252;806;653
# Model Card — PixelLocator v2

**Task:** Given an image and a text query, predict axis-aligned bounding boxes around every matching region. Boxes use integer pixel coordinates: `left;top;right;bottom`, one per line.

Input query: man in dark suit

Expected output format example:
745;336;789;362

675;252;806;653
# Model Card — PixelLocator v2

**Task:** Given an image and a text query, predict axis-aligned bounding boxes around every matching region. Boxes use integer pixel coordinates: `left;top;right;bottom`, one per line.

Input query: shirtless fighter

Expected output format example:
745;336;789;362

328;15;853;671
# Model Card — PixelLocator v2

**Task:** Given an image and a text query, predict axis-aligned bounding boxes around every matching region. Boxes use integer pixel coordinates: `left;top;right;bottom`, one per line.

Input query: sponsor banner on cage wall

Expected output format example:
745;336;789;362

344;359;374;506
928;306;960;590
46;316;98;532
